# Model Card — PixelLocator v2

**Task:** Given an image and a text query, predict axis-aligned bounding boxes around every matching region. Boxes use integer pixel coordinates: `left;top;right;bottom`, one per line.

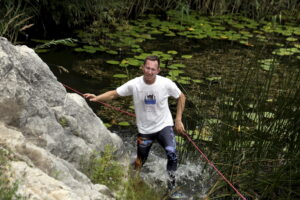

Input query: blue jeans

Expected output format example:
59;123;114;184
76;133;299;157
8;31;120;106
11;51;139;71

134;126;177;188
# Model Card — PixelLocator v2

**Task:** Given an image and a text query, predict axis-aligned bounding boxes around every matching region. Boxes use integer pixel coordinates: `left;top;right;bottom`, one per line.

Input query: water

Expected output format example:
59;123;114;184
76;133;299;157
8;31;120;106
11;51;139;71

115;129;212;199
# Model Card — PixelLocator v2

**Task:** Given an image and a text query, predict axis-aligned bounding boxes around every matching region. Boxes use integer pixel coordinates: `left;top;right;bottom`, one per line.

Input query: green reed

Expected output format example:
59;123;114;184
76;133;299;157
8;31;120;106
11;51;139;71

0;0;33;43
179;53;300;199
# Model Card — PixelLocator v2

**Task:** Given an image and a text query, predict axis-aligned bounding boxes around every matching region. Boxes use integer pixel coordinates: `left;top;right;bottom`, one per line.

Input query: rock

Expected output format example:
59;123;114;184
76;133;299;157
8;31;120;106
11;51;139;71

0;36;122;164
0;37;124;199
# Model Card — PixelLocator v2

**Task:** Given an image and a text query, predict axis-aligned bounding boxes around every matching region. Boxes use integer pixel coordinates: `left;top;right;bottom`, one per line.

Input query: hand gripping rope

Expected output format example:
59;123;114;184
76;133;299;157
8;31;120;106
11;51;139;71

62;83;247;200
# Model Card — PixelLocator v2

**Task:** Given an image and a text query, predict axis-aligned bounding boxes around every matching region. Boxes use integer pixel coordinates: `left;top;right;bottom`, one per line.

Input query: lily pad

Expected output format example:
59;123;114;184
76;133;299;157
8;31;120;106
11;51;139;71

106;60;120;65
106;50;118;55
181;55;193;59
286;37;298;42
167;50;178;55
118;121;130;126
113;74;128;78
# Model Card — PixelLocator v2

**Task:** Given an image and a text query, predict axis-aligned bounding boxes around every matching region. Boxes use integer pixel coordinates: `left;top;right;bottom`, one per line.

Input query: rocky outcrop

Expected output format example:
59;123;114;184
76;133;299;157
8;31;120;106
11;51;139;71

0;37;123;199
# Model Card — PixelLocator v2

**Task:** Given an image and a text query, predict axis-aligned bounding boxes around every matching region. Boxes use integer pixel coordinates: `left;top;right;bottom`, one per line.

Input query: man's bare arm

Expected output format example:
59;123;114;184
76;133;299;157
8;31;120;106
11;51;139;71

83;90;119;102
175;93;186;134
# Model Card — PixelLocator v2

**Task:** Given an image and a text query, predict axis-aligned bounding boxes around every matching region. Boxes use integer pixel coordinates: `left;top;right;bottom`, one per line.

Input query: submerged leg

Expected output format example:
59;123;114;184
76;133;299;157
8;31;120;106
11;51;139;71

134;134;154;170
157;126;178;190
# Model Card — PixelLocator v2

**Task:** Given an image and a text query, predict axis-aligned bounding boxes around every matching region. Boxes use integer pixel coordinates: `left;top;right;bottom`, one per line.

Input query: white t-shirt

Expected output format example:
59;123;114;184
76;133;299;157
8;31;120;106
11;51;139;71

116;75;181;134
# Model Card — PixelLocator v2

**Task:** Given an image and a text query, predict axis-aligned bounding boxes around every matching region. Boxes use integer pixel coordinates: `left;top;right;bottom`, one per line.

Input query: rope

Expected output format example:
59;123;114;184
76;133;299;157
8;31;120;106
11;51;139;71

62;83;247;200
182;132;247;200
62;83;136;117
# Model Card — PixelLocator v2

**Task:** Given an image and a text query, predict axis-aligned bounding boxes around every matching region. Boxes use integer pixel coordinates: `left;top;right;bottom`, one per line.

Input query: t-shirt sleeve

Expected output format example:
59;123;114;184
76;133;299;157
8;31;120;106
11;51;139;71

168;80;181;98
116;80;134;96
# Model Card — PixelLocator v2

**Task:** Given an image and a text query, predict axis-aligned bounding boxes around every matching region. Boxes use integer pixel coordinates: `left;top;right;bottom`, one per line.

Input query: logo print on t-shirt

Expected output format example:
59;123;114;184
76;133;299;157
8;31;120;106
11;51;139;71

144;94;156;104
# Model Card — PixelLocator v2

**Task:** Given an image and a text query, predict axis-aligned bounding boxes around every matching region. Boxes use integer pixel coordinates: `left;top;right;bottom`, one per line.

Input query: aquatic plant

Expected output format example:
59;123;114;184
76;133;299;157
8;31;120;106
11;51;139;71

0;0;33;43
181;54;300;199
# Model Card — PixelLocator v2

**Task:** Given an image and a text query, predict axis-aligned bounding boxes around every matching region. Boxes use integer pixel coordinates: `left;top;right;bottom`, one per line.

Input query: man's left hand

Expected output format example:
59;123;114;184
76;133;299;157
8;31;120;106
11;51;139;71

175;120;185;134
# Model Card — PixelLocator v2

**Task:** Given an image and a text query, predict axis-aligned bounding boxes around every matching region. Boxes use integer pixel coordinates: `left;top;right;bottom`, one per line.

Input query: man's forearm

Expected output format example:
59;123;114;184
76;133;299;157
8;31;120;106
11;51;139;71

94;90;119;101
175;93;186;122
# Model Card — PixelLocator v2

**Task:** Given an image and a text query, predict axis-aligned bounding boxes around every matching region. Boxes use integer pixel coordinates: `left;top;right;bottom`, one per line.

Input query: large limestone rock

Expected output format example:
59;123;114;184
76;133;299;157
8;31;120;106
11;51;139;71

0;37;123;199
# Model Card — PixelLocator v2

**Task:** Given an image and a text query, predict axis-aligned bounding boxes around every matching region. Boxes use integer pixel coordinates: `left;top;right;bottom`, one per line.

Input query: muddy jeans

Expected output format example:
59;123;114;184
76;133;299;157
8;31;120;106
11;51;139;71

134;126;177;189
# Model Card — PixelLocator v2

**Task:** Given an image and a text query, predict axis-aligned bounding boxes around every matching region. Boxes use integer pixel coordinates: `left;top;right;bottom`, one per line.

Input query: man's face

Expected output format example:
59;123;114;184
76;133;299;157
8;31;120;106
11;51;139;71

142;60;160;84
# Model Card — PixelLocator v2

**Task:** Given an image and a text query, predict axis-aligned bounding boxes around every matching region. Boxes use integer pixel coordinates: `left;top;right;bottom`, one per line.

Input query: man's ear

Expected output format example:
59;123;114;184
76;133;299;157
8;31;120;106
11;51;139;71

140;64;144;70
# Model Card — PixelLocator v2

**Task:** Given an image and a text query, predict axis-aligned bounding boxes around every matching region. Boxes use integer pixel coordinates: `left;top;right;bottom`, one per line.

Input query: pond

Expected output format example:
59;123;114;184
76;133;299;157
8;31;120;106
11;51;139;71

35;11;300;199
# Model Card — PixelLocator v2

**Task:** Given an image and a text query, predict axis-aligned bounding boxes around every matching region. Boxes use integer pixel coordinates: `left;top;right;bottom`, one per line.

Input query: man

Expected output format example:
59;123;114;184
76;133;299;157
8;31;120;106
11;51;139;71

83;55;186;193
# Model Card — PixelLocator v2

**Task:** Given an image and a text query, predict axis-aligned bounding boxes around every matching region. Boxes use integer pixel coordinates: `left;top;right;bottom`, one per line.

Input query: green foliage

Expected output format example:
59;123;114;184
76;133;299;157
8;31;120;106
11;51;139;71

0;148;22;200
34;38;77;50
58;117;69;128
182;56;300;199
80;145;162;199
0;0;33;43
117;172;163;200
81;145;124;190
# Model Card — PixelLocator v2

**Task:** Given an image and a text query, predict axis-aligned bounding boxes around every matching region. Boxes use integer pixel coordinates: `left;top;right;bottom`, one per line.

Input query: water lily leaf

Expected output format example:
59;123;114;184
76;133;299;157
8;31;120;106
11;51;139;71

165;32;176;37
113;74;128;78
178;79;190;84
151;51;164;55
135;53;150;60
261;64;271;71
272;48;300;56
167;50;178;55
118;121;130;126
286;37;298;42
132;48;144;53
294;44;300;48
181;55;193;59
149;29;163;34
167;65;178;69
119;62;129;67
168;70;184;77
126;58;142;66
275;43;284;47
106;50;118;55
106;60;120;65
259;58;279;70
169;63;186;68
74;48;85;52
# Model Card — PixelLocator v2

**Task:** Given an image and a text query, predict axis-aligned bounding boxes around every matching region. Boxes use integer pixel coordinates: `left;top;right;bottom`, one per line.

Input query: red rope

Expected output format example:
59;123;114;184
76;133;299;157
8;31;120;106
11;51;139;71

62;83;136;117
62;83;247;200
182;132;247;200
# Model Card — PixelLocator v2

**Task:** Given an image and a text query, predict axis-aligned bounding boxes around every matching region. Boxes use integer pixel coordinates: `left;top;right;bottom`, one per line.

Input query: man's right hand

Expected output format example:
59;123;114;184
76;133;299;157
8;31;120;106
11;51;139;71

83;93;97;101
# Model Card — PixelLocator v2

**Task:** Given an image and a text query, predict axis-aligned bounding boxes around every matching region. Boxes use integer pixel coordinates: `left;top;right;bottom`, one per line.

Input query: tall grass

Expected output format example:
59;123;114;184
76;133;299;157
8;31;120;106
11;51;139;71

1;0;299;42
124;0;300;20
0;0;33;43
180;55;300;199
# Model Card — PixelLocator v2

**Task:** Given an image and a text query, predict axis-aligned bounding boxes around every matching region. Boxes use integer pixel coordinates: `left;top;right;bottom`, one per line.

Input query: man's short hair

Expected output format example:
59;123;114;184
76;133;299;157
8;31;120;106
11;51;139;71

144;55;160;68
